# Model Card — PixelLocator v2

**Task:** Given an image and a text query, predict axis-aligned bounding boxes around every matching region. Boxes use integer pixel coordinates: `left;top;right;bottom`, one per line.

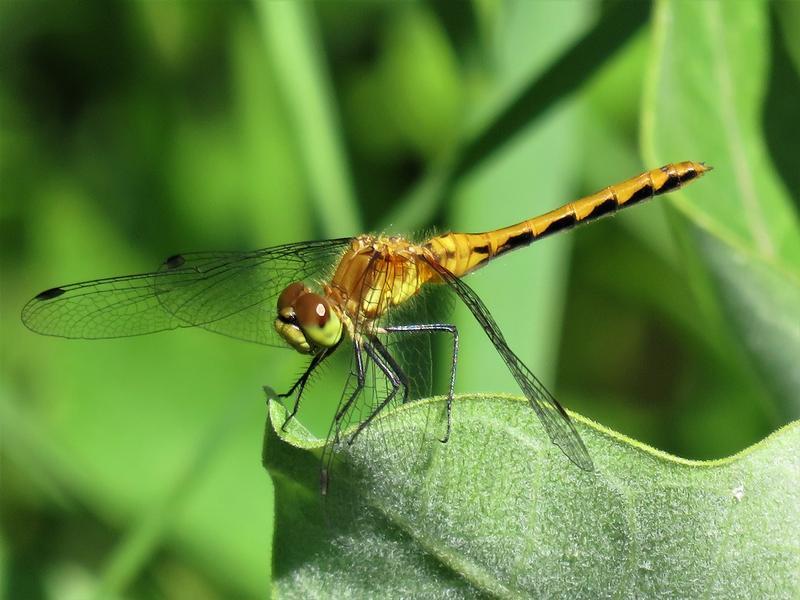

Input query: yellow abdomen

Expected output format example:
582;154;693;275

425;161;710;276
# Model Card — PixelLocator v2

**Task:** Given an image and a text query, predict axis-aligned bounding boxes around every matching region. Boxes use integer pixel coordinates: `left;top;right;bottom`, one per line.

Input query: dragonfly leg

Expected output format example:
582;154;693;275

279;346;335;431
334;340;366;424
349;336;407;444
383;324;459;443
321;343;365;495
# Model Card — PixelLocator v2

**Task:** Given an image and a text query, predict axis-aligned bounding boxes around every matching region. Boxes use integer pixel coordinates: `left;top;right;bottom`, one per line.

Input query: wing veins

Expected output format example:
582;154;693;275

422;255;594;472
22;238;353;344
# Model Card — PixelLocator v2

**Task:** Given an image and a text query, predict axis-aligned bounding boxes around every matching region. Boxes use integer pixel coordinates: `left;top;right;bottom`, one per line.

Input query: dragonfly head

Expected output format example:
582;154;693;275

274;282;343;354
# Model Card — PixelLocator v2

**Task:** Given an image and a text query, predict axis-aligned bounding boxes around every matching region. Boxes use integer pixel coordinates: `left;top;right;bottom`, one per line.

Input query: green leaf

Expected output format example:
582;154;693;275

642;0;800;416
265;398;800;598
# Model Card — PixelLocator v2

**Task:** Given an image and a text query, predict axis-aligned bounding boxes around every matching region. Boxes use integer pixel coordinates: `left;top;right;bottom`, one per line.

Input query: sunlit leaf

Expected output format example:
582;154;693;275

266;398;800;598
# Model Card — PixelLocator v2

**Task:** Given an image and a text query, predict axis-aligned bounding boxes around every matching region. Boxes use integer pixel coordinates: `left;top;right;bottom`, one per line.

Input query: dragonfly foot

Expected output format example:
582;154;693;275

280;414;294;432
346;430;363;447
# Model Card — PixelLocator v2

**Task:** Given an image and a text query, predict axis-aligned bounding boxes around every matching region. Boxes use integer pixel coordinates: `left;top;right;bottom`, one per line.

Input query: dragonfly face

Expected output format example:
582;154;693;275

274;281;343;354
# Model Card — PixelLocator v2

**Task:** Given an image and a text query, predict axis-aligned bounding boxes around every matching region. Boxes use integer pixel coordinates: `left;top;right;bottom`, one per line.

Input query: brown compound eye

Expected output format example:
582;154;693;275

294;293;342;348
276;282;308;321
295;293;330;327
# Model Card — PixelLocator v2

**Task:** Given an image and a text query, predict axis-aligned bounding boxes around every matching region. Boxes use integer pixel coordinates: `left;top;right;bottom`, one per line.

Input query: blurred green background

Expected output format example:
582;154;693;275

2;1;798;598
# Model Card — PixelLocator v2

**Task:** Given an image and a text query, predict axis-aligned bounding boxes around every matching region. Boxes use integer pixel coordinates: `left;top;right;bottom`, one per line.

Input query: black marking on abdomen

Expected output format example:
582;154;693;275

496;229;534;255
628;183;654;205
679;167;698;183
472;244;490;255
540;213;577;237
508;229;534;247
584;198;618;221
36;287;66;301
656;168;681;194
164;254;186;269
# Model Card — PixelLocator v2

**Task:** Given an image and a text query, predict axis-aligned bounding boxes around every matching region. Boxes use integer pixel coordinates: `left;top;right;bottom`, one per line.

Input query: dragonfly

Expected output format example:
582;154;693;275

22;161;711;481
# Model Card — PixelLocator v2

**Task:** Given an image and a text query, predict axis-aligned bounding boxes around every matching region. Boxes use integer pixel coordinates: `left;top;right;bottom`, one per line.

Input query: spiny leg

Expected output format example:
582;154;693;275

278;345;335;431
382;324;458;443
319;342;366;497
349;335;408;444
334;340;366;426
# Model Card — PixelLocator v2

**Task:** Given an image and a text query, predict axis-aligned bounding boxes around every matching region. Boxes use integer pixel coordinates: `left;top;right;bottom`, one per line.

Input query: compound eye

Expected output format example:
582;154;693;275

277;282;309;321
295;293;342;348
295;293;332;328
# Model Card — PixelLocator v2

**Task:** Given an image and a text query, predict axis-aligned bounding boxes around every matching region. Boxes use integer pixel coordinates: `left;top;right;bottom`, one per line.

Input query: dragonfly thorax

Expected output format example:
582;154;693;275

325;235;438;322
274;282;343;354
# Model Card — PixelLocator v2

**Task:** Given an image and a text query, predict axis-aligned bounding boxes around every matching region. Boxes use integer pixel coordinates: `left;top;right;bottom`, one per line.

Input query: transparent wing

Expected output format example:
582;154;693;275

320;251;447;504
321;333;442;520
326;252;453;436
21;238;353;347
423;255;594;472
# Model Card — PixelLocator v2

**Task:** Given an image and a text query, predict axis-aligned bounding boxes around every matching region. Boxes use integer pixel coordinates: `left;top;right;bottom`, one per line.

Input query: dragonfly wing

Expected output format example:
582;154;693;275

319;252;444;503
423;255;594;472
376;283;454;403
321;334;440;518
22;238;353;347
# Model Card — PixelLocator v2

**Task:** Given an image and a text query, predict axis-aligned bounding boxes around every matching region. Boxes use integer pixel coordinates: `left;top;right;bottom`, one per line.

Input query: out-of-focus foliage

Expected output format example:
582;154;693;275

1;1;797;598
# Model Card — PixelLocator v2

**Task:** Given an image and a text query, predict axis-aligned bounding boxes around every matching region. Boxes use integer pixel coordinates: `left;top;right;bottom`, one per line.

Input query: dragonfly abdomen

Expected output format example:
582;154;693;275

426;161;710;277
